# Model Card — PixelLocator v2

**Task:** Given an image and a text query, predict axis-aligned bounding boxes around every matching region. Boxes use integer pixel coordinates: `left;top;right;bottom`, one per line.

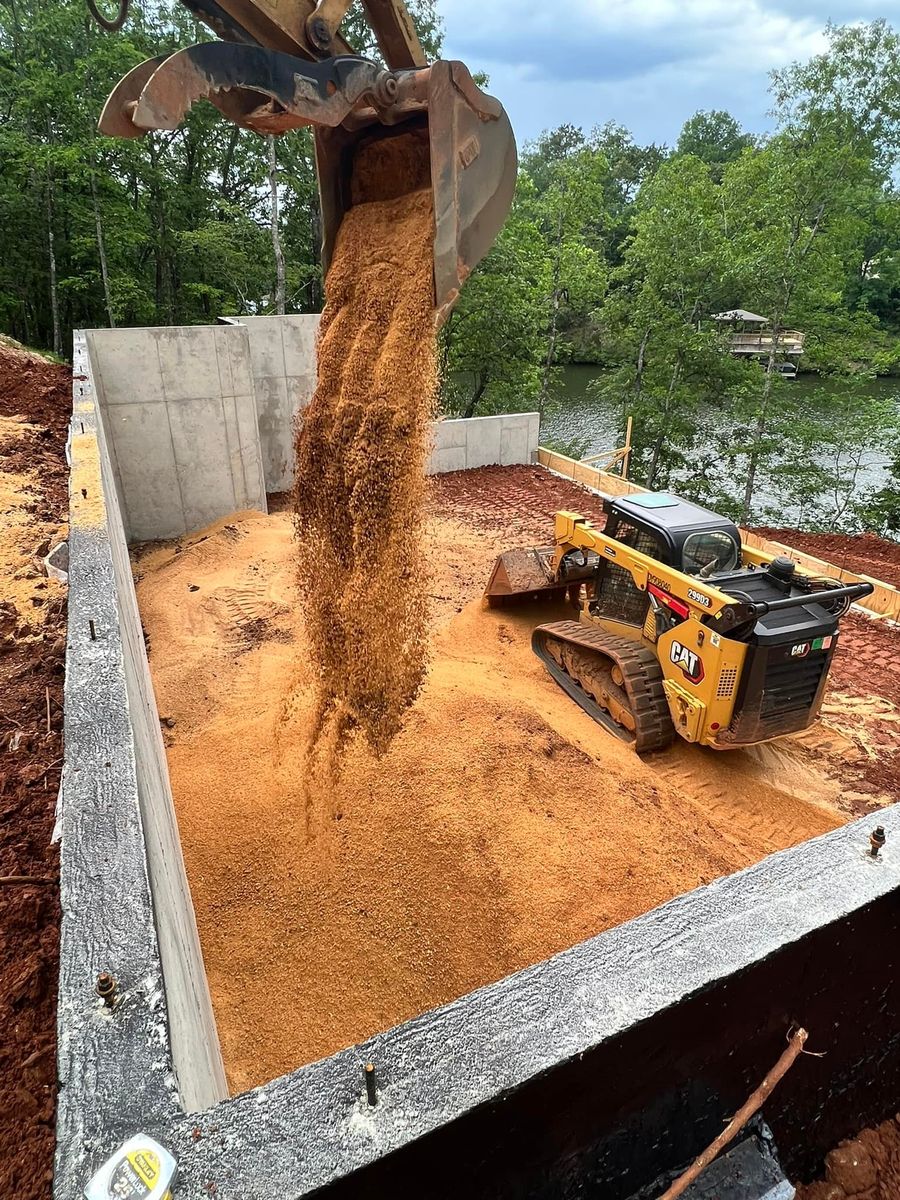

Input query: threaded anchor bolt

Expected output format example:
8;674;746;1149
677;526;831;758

870;826;886;858
96;972;117;1006
364;1062;377;1107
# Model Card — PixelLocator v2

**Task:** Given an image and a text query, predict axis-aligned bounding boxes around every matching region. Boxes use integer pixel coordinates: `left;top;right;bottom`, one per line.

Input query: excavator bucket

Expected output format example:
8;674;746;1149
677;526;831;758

98;47;516;321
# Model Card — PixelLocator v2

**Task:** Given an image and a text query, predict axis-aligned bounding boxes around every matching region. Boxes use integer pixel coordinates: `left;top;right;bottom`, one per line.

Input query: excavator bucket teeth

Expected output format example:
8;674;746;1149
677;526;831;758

484;548;564;607
100;47;516;321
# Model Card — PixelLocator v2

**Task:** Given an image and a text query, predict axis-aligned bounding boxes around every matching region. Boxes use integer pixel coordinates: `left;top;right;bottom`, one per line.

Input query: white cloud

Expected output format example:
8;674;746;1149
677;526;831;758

438;0;897;144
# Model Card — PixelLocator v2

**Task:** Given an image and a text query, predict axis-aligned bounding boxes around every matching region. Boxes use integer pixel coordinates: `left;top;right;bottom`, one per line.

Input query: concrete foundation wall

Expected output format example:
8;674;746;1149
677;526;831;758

86;325;267;542
426;413;540;474
59;335;227;1155
88;318;539;542
237;315;319;493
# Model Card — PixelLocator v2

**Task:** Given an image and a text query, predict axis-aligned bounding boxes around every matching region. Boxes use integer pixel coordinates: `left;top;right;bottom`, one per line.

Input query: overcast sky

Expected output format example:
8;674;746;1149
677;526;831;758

439;1;898;149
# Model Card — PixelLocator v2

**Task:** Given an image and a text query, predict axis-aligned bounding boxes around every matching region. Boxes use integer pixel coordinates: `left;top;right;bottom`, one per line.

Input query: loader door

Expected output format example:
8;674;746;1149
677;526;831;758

591;519;667;627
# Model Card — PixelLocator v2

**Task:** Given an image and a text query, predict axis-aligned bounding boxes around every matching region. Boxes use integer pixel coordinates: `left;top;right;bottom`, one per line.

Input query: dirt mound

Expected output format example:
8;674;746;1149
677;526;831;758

292;132;437;759
796;1116;900;1199
754;528;900;589
0;342;69;1200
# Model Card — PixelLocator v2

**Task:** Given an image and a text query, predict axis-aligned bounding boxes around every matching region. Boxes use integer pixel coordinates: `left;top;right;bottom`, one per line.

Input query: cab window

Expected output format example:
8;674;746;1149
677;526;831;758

593;520;664;626
682;530;739;576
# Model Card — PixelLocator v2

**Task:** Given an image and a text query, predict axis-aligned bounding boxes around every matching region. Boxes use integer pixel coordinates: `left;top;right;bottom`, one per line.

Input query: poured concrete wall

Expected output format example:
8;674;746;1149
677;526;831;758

426;412;540;474
88;318;538;540
86;325;267;542
237;315;319;493
59;336;227;1165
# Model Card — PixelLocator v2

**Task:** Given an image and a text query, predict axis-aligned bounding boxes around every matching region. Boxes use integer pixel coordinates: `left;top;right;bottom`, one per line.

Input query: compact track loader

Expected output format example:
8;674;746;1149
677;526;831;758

486;492;873;752
97;0;516;323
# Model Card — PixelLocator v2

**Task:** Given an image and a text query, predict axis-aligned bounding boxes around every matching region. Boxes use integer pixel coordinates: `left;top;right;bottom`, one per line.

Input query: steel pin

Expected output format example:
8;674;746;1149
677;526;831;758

870;826;886;858
364;1062;377;1107
96;973;117;1006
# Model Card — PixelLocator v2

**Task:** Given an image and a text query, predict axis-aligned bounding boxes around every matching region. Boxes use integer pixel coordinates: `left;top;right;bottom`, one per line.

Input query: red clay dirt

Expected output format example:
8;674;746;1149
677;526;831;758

796;1114;900;1198
429;463;608;541
0;341;70;1200
755;527;900;590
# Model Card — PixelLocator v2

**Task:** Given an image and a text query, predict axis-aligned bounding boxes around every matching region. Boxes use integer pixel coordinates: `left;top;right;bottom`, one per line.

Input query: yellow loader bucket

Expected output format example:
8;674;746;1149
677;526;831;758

99;49;516;322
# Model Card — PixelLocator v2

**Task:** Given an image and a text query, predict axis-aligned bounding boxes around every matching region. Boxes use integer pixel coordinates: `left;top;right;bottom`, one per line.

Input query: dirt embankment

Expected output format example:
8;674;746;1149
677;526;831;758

796;1116;900;1199
137;470;862;1093
754;527;900;590
292;130;437;763
0;343;70;1200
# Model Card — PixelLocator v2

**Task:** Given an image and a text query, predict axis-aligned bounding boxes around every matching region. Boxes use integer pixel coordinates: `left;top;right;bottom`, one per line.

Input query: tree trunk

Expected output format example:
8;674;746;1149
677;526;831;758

268;136;286;315
221;125;239;199
45;175;62;356
90;171;115;328
464;374;488;419
646;361;680;488
740;328;779;522
539;202;565;415
634;327;650;400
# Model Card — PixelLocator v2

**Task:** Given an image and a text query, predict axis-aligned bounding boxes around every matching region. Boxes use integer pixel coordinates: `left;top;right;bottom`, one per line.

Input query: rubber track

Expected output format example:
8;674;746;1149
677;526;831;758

532;620;675;754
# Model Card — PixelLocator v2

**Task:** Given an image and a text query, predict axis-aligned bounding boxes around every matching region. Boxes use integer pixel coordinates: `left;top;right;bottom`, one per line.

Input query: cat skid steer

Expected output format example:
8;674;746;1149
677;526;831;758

486;492;873;753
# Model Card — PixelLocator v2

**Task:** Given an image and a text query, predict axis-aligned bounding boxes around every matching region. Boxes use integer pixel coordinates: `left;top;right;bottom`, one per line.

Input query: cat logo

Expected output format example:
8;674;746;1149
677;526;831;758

670;640;705;684
791;642;810;658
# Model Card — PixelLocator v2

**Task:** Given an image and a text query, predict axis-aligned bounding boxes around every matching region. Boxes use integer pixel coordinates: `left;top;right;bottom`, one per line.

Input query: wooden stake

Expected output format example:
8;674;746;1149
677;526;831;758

46;687;51;734
658;1027;809;1200
622;415;633;481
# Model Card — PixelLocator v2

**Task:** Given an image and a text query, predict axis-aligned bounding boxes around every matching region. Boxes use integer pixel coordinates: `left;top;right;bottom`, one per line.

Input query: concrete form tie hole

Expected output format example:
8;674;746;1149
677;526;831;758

89;620;97;641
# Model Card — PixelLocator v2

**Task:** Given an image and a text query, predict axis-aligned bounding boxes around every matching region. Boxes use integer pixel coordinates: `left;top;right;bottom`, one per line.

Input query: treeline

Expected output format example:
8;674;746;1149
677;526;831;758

2;7;900;528
0;0;439;347
444;22;900;530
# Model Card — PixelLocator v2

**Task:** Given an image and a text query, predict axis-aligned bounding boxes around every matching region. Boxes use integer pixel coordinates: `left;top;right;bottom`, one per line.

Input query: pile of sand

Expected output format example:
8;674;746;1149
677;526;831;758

292;131;437;759
135;508;848;1092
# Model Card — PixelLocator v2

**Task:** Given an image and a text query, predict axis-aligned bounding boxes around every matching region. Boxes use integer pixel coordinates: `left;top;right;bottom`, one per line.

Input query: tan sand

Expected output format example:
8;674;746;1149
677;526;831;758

135;507;847;1092
292;131;437;759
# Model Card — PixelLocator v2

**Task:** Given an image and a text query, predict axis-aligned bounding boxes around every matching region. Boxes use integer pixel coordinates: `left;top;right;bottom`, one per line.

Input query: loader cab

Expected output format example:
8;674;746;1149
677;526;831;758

606;493;741;575
591;492;741;627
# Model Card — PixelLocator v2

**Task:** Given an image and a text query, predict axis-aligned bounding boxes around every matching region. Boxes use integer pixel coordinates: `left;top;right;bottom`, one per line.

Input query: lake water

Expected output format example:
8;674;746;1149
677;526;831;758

540;366;897;523
542;365;900;459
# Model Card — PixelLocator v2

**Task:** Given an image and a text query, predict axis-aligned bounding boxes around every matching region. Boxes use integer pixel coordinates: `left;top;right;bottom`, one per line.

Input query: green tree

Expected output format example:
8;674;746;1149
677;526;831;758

676;110;754;180
440;178;550;418
720;131;871;520
595;154;734;489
